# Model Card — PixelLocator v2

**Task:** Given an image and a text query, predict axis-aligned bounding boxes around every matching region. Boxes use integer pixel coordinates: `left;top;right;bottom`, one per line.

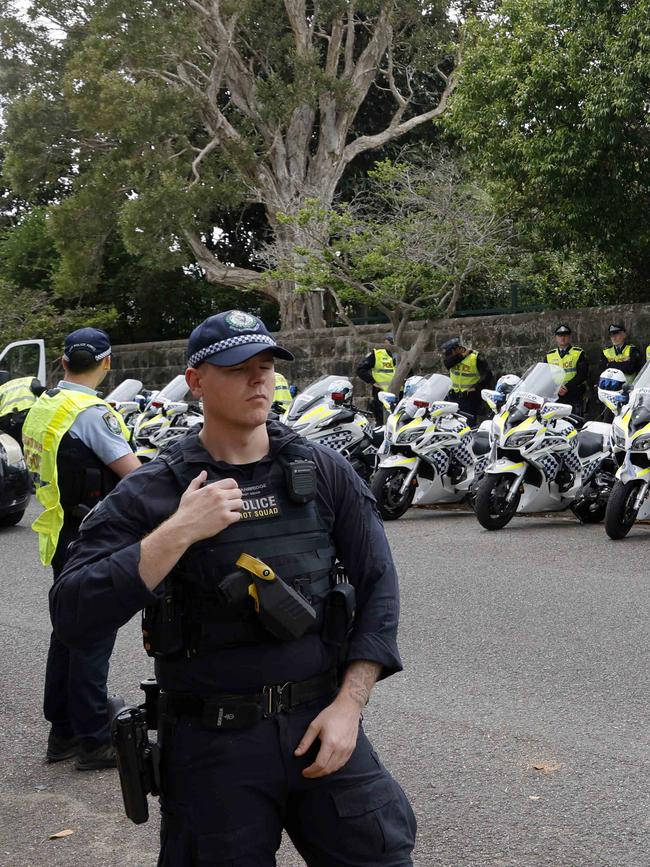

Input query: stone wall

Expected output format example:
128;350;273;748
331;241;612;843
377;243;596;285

106;301;650;397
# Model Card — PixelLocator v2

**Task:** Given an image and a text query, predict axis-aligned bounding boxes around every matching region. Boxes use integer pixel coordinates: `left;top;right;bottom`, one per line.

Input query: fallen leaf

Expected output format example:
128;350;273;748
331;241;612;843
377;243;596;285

529;796;541;801
49;830;74;840
530;761;563;773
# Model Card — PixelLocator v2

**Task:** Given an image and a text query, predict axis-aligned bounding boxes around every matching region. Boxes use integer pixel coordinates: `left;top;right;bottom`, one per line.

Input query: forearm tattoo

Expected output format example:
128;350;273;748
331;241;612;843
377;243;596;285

342;660;382;709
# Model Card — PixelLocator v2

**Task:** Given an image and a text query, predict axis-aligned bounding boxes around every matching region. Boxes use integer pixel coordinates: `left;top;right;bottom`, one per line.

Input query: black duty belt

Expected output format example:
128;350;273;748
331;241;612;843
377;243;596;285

160;669;338;730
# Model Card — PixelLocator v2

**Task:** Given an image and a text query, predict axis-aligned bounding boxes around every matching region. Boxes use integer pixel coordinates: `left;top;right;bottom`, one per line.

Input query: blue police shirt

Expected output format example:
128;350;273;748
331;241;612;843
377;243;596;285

50;422;403;692
58;381;132;466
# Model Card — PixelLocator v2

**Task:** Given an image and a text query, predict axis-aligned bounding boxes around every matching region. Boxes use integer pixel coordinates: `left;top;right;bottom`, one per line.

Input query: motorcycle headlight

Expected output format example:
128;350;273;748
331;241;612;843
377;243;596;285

633;434;650;451
396;429;421;445
507;432;535;448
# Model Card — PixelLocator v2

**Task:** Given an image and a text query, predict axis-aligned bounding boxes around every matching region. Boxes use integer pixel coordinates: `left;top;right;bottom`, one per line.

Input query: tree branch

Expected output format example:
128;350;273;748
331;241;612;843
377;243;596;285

183;230;278;299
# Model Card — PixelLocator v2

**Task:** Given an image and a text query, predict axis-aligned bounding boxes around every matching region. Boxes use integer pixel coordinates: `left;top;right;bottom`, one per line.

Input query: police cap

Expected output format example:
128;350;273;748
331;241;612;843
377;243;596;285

554;324;572;335
608;322;626;334
63;327;112;362
441;337;462;352
187;310;294;368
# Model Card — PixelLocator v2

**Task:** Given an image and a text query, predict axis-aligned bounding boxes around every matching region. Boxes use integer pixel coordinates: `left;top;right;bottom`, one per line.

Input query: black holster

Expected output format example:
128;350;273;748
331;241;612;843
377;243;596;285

109;679;161;824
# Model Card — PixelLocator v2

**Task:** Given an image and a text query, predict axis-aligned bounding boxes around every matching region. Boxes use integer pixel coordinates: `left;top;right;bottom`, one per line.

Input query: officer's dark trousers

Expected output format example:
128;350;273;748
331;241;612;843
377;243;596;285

158;696;417;866
44;521;116;746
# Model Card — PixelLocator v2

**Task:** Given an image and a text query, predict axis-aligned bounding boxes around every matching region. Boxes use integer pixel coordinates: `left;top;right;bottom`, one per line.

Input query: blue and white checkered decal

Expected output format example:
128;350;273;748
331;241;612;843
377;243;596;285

188;334;276;367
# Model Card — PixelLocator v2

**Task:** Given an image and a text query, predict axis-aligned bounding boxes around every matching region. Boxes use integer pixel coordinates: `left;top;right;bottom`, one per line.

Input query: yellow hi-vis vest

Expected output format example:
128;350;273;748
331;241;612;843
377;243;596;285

0;376;37;417
646;345;650;362
273;373;292;409
603;344;636;384
449;350;480;392
371;349;396;387
23;388;129;566
546;346;583;384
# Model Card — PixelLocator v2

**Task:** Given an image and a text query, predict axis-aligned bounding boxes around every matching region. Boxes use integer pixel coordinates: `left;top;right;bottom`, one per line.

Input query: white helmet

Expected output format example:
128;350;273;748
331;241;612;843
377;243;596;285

598;368;627;406
403;375;425;398
495;374;521;398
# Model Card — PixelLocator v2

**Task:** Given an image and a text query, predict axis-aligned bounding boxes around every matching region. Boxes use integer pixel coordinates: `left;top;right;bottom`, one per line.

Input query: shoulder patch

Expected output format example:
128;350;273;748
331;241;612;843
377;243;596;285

102;412;122;435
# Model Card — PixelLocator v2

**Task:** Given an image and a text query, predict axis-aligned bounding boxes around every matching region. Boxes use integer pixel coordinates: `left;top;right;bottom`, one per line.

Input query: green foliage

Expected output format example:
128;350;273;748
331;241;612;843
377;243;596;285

0;0;454;329
447;0;650;284
272;152;513;323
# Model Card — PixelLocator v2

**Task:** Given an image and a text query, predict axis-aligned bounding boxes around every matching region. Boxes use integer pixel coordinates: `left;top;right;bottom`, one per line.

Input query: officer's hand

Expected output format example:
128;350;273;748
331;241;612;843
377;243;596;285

294;695;361;778
173;471;243;544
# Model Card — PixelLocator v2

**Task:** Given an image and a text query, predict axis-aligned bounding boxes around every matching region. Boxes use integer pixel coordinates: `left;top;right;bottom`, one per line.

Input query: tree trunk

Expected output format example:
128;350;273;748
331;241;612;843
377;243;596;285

389;318;439;395
270;221;327;329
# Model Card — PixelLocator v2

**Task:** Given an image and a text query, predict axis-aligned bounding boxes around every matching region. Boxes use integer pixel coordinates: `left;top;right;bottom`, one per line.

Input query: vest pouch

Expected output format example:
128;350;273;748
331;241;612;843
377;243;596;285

142;586;186;659
252;572;317;641
322;583;356;656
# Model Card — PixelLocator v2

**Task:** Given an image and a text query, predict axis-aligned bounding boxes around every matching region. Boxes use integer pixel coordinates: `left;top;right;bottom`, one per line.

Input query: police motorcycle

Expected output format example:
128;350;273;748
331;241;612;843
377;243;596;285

104;378;144;436
370;373;493;520
474;362;612;530
602;362;650;539
132;375;202;461
281;375;379;481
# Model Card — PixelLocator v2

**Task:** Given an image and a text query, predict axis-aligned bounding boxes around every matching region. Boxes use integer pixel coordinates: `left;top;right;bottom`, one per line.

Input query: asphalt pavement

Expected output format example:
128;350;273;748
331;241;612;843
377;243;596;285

2;500;650;866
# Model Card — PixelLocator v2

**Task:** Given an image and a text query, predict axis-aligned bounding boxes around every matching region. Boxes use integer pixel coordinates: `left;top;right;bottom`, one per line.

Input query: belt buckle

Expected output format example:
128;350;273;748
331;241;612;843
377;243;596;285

263;682;292;717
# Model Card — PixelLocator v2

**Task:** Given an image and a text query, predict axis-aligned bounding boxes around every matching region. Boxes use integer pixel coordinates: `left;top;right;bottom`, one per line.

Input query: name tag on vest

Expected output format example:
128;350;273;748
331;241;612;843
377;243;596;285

239;480;282;521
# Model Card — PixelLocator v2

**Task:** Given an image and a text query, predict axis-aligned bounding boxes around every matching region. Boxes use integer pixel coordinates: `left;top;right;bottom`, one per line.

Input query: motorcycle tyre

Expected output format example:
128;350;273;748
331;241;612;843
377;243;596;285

474;473;521;531
0;509;25;528
371;467;416;521
604;480;642;540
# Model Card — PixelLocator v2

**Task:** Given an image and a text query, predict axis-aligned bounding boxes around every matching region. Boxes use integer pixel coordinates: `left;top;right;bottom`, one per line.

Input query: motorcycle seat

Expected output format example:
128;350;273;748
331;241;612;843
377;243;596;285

577;430;604;458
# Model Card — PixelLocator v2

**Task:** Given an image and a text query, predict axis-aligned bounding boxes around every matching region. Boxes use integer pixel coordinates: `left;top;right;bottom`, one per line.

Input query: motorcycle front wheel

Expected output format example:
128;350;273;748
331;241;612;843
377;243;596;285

474;473;521;530
604;480;643;539
370;467;416;520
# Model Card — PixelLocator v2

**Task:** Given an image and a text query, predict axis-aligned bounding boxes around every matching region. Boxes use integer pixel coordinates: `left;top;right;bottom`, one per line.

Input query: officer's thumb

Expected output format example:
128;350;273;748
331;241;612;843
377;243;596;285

187;470;208;493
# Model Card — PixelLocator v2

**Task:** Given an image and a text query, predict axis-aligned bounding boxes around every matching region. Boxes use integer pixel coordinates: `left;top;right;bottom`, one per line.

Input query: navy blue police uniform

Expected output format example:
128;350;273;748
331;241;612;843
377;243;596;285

50;312;416;865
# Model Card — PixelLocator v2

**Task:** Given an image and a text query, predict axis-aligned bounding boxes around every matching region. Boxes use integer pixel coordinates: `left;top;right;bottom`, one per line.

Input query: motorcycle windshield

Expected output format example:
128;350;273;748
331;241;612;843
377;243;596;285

104;379;143;403
155;374;190;403
286;375;352;421
411;373;452;405
628;364;650;430
631;360;650;391
509;363;562;403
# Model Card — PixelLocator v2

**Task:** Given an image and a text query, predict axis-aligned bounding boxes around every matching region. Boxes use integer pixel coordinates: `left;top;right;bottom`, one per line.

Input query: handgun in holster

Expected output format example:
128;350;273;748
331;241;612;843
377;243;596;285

219;553;317;641
109;677;161;824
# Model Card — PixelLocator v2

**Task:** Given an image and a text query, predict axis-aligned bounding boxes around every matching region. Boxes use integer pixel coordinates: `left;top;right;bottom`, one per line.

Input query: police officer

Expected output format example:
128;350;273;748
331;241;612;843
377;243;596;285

441;337;493;423
545;324;589;415
273;370;293;411
23;328;140;770
356;332;397;424
0;369;43;443
51;310;416;865
602;323;643;385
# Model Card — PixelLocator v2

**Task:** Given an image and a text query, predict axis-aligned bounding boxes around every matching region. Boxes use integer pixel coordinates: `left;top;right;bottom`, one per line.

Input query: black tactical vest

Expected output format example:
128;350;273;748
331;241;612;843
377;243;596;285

145;435;337;658
57;432;120;520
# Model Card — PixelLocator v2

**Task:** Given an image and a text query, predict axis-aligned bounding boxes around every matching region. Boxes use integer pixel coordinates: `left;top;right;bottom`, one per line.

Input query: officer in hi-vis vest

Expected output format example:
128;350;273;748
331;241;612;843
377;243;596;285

0;370;43;443
22;328;140;771
545;324;589;415
441;337;493;423
356;333;397;424
272;371;293;411
601;323;642;385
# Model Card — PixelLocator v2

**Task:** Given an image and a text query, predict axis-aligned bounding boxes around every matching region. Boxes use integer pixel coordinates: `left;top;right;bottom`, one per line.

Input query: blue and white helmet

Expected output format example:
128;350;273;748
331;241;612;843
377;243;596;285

403;375;425;398
495;374;521;397
598;368;626;406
